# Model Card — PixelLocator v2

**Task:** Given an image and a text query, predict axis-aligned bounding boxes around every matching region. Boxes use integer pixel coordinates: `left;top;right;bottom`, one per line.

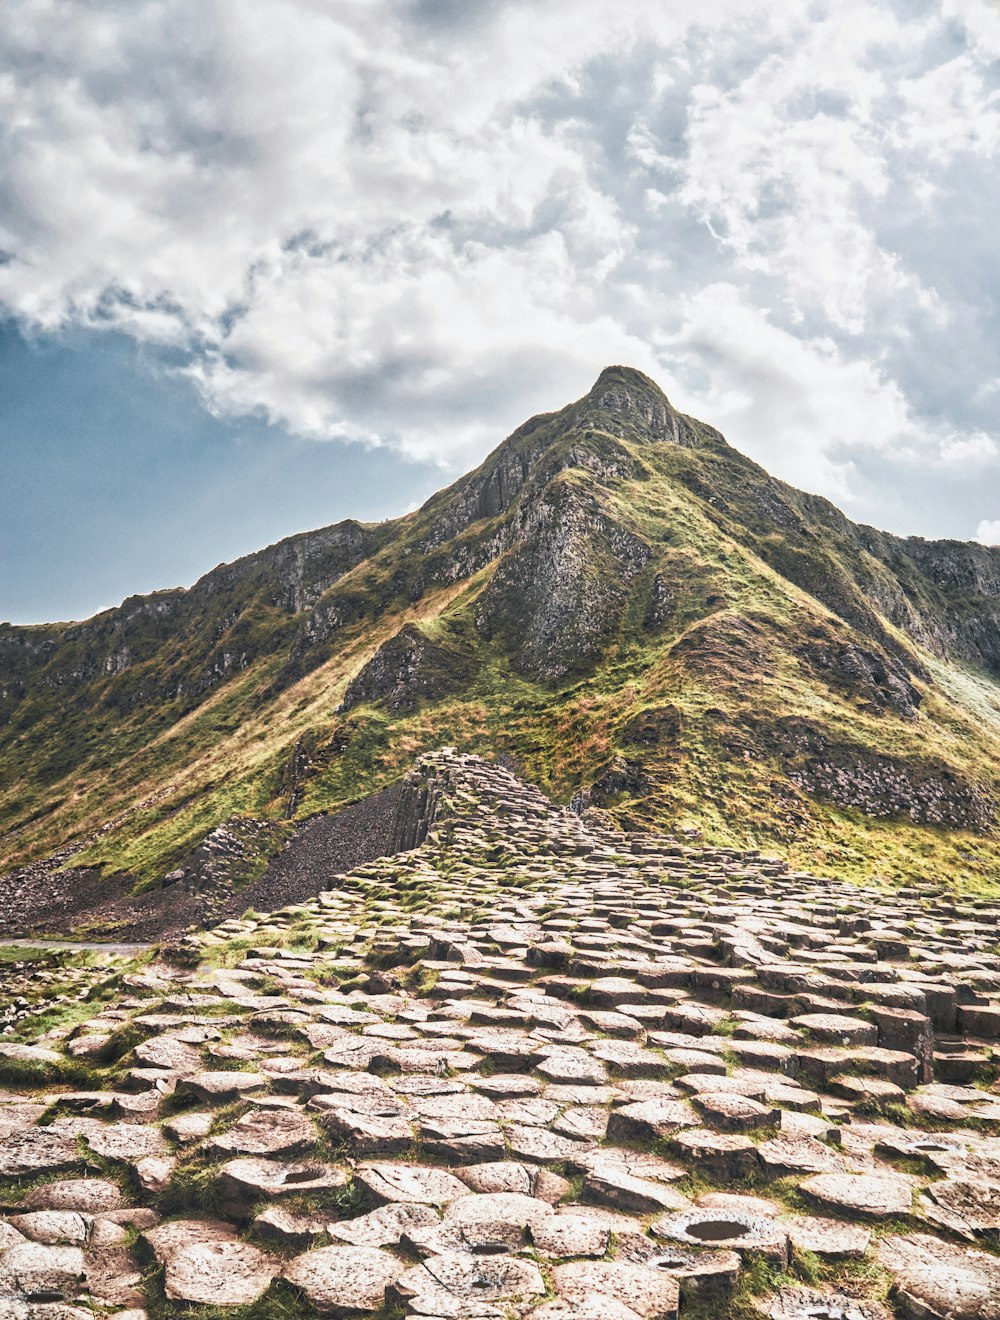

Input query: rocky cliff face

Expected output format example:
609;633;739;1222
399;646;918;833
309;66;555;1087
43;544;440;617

1;365;999;910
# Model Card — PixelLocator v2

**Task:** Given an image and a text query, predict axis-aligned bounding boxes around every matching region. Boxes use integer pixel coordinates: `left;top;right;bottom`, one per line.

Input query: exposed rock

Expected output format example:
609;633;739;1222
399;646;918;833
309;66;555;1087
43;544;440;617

341;624;477;714
282;1244;406;1313
164;1240;279;1306
879;1231;1000;1319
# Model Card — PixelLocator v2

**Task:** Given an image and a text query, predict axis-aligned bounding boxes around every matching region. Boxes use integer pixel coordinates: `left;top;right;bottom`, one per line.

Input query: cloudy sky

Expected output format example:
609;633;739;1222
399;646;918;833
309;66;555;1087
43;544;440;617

2;0;999;623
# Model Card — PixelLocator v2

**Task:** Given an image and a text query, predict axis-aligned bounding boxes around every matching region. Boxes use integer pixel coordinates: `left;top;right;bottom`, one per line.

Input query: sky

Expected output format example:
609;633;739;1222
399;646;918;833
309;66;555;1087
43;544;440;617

1;0;999;624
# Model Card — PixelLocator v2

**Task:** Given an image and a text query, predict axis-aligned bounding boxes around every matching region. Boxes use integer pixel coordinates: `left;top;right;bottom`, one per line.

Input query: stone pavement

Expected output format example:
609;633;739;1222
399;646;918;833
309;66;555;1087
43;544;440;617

2;748;1000;1317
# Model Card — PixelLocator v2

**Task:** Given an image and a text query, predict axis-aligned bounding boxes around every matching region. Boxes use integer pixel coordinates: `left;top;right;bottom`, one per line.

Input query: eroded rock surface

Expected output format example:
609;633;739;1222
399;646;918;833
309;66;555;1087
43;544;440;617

2;748;1000;1316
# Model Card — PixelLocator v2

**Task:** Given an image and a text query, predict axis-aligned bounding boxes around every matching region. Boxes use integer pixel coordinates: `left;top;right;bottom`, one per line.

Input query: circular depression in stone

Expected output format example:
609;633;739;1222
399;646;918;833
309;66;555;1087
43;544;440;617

652;1209;782;1251
685;1218;749;1242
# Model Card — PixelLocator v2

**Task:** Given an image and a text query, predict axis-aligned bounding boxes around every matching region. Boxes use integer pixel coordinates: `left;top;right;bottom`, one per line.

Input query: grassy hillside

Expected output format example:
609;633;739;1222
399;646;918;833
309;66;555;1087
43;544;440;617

2;366;999;903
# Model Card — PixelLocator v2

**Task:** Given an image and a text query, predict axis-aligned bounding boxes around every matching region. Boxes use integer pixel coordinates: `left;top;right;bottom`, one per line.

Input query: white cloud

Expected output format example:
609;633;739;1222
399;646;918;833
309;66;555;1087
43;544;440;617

658;283;926;500
975;519;1000;546
0;0;997;531
938;432;998;465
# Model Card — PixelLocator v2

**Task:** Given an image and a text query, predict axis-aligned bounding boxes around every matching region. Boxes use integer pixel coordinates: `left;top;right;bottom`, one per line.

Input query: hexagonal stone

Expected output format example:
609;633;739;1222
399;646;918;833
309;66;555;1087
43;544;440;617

605;1099;698;1143
506;1124;590;1165
318;1105;415;1156
142;1218;237;1263
578;1010;646;1039
690;1092;780;1133
217;1157;351;1212
0;1130;81;1178
443;1191;553;1232
921;1177;1000;1240
667;1128;760;1181
419;1116;506;1163
790;1013;878;1047
591;1040;667;1079
785;1215;871;1259
134;1035;203;1072
581;1154;689;1215
20;1179;122;1213
455;1161;536;1195
757;1134;845;1178
0;1221;25;1251
537;1053;608;1086
391;1251;546;1315
755;1286;892;1319
552;1260;679;1319
872;1131;966;1170
164;1240;279;1305
165;1110;215;1144
0;1242;87;1302
828;1075;906;1105
532;1294;644;1320
330;1202;439;1247
653;1208;788;1264
210;1106;316;1157
285;1244;406;1314
400;1216;525;1259
174;1070;268;1103
618;1232;741;1296
879;1231;1000;1319
530;1213;612;1258
799;1172;915;1219
73;1121;167;1163
136;1153;177;1194
253;1204;330;1249
8;1211;92;1245
0;1043;62;1068
357;1161;470;1206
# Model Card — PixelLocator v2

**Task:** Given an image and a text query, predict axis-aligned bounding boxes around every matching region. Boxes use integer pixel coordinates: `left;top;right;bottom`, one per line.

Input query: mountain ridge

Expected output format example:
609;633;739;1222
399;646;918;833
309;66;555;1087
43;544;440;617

2;365;1000;935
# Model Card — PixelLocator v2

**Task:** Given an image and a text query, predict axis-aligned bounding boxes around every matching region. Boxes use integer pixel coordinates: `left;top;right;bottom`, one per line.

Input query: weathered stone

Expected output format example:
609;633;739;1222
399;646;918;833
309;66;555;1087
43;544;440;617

252;1204;330;1248
210;1106;316;1157
879;1231;1000;1319
217;1157;351;1212
691;1091;780;1133
133;1036;202;1073
0;1130;81;1178
921;1177;1000;1240
142;1218;238;1263
9;1212;92;1245
164;1240;279;1306
443;1190;553;1232
667;1128;760;1181
0;1242;87;1303
799;1172;915;1219
654;1208;789;1264
174;1070;268;1103
552;1260;679;1320
330;1202;439;1247
356;1161;470;1206
284;1244;406;1314
756;1287;893;1320
20;1180;122;1214
391;1251;546;1315
605;1099;698;1143
785;1215;871;1259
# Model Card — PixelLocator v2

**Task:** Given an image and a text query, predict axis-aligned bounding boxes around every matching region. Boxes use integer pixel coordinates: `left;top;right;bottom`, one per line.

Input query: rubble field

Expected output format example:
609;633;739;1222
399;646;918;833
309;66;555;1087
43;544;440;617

2;749;1000;1318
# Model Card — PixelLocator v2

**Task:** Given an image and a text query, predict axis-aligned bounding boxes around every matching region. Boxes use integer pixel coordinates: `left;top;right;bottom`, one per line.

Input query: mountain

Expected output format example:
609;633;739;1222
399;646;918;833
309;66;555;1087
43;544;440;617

2;365;1000;937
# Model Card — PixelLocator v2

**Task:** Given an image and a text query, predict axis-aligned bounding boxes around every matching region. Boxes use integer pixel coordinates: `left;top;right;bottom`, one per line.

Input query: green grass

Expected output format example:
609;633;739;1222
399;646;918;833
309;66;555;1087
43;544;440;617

3;369;1000;904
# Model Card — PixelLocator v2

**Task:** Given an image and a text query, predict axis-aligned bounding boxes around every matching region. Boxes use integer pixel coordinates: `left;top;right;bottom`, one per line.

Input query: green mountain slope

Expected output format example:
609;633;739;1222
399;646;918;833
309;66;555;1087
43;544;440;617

2;366;1000;925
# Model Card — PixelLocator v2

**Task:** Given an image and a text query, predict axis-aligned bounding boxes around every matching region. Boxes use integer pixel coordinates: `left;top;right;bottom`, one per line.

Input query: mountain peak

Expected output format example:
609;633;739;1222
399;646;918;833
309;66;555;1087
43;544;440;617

581;364;690;445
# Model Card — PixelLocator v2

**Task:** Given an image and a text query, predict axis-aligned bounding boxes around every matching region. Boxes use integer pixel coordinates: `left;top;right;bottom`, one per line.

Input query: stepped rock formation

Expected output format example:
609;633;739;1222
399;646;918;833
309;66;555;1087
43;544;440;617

2;366;1000;929
2;750;1000;1316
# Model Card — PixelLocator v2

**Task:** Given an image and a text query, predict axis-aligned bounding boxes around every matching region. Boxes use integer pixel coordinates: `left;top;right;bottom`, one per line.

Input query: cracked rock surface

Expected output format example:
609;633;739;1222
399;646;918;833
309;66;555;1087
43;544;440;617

2;748;1000;1317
